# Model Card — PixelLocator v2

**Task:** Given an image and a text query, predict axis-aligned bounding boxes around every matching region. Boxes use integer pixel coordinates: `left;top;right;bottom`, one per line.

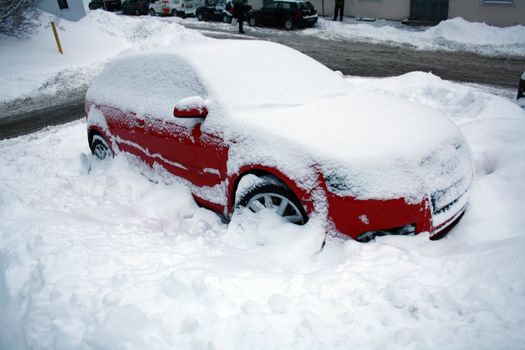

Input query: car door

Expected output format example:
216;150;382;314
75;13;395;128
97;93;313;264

276;1;291;26
258;2;279;26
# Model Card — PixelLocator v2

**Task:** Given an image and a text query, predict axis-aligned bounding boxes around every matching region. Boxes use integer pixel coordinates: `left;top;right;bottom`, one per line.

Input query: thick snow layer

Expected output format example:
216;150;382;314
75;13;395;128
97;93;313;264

87;41;473;203
1;72;525;349
301;17;525;57
0;10;206;106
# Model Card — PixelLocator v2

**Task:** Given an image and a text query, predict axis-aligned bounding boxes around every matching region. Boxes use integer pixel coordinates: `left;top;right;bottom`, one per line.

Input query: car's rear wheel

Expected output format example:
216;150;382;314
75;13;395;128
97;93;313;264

197;12;204;21
149;8;156;16
223;14;231;23
237;182;308;224
91;134;112;160
284;17;294;31
248;16;256;27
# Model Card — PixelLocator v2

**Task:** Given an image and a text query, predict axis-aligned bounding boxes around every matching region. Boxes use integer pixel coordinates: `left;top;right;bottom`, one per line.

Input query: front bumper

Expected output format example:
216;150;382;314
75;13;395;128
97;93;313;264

326;184;470;241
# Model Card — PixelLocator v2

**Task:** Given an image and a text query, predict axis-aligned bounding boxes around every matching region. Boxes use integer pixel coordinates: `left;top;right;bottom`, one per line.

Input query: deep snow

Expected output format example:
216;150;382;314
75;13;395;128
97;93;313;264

1;72;524;350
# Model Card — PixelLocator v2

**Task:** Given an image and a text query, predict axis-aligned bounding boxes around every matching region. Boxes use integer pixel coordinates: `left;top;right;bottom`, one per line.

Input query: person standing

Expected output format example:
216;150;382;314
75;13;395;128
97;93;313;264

233;0;245;34
333;0;344;21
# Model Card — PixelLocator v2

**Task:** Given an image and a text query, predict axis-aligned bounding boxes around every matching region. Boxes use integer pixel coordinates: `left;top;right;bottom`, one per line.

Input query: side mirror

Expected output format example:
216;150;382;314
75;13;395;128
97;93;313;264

173;96;208;118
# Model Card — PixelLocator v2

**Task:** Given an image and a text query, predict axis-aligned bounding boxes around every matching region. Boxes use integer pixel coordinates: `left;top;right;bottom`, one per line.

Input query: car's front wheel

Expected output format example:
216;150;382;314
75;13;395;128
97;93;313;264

149;8;156;16
91;134;112;160
223;14;232;23
237;182;308;224
248;16;256;27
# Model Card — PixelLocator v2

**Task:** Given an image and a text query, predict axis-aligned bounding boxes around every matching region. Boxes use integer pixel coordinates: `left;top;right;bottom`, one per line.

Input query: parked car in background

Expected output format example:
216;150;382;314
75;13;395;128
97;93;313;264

196;0;251;23
88;0;122;11
149;0;198;17
122;0;150;15
85;40;474;243
248;0;318;30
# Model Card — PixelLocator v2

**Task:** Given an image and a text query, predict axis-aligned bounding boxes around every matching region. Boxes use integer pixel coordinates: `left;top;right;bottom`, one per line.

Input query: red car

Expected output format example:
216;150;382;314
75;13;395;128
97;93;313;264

86;40;474;242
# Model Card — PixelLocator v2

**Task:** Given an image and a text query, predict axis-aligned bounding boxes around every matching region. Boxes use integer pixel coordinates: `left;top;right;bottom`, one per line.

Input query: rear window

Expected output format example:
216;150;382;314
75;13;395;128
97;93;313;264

297;1;314;10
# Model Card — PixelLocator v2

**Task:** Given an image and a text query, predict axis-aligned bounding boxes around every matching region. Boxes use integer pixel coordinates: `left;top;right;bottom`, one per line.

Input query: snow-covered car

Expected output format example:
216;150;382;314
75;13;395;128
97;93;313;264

88;0;122;11
196;0;251;23
85;40;474;242
149;0;198;17
122;0;150;15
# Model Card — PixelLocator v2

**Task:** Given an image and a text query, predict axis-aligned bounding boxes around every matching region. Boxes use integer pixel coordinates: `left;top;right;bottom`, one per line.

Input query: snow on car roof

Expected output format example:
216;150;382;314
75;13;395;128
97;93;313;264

176;40;348;113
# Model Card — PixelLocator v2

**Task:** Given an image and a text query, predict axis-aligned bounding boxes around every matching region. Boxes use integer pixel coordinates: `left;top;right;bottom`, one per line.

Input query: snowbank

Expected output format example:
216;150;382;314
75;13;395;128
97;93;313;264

1;72;524;349
0;10;206;107
301;17;525;57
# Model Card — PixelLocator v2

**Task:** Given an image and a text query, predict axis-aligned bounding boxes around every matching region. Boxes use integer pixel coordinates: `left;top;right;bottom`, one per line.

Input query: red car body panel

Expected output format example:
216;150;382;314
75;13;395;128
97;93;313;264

87;100;466;240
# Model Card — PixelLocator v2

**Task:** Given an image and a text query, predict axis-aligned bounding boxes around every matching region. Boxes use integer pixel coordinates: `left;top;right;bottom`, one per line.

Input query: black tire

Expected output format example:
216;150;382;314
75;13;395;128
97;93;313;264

237;183;308;224
149;8;156;16
284;17;293;31
223;14;232;23
248;16;256;27
197;12;204;21
91;134;113;160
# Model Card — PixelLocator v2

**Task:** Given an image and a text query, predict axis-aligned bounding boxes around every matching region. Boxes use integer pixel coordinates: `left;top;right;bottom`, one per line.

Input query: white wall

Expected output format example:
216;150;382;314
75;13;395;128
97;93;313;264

449;0;525;26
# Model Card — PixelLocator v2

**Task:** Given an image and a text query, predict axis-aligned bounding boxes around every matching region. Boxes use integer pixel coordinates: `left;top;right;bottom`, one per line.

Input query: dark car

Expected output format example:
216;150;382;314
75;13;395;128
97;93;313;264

196;0;251;23
122;0;151;15
248;0;317;30
88;0;122;11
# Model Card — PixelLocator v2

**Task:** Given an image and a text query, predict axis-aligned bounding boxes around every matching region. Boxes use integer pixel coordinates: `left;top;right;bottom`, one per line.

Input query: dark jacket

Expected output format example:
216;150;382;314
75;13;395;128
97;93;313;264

335;0;344;6
233;1;245;20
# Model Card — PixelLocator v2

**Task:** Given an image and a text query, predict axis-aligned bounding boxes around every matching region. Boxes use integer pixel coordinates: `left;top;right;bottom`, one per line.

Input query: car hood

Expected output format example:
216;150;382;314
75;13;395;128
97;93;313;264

228;90;474;202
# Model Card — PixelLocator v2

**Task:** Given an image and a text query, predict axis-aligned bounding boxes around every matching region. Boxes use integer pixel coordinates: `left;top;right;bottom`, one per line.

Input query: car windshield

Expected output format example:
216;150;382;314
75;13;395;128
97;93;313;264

179;41;350;114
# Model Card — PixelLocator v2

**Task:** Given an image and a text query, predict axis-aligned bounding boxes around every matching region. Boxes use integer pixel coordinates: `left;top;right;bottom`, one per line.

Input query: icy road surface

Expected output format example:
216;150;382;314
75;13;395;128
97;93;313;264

1;72;525;349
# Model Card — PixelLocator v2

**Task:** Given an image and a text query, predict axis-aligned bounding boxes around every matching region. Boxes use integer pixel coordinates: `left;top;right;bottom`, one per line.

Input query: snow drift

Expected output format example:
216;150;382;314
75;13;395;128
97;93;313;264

1;72;525;349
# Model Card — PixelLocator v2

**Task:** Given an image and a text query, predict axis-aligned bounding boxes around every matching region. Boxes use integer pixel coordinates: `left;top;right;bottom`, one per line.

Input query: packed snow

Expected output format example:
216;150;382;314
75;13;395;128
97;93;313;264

1;71;525;349
0;10;207;107
302;17;525;57
185;16;525;57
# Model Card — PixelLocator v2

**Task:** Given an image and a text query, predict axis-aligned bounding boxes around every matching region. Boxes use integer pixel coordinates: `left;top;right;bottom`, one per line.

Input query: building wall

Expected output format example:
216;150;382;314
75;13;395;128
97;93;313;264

36;0;87;21
449;0;525;26
346;0;410;20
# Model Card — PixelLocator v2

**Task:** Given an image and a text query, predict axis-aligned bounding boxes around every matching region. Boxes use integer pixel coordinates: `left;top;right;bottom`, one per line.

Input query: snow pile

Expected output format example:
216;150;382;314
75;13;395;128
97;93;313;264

0;10;206;106
1;73;525;349
302;17;525;57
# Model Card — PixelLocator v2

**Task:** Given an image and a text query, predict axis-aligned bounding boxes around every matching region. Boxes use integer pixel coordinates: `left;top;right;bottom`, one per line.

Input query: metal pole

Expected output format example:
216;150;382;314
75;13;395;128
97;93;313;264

50;21;63;54
322;0;325;18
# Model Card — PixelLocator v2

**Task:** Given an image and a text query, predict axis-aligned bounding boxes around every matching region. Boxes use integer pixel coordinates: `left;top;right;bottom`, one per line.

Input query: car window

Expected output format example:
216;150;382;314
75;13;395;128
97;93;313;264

280;2;291;10
297;1;314;10
263;2;278;10
88;54;207;122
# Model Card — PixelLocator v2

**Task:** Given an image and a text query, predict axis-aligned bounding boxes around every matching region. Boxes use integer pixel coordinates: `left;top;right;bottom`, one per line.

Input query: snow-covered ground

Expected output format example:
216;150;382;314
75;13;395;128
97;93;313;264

1;72;524;349
302;17;525;57
1;10;525;111
0;10;207;106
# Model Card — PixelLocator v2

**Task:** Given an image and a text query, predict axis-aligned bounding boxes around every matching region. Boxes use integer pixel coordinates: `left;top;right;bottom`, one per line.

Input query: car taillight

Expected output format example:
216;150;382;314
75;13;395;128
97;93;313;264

295;10;302;18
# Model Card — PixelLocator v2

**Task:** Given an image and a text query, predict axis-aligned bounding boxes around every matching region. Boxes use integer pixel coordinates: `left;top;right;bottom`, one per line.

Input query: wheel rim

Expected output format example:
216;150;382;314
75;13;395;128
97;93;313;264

198;13;203;20
285;20;292;30
247;193;305;224
223;15;229;23
150;9;155;15
249;18;255;26
93;142;109;160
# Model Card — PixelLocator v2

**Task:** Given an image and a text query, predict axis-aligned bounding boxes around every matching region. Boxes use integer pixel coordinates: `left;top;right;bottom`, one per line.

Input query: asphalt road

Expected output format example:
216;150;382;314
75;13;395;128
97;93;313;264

1;21;524;140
